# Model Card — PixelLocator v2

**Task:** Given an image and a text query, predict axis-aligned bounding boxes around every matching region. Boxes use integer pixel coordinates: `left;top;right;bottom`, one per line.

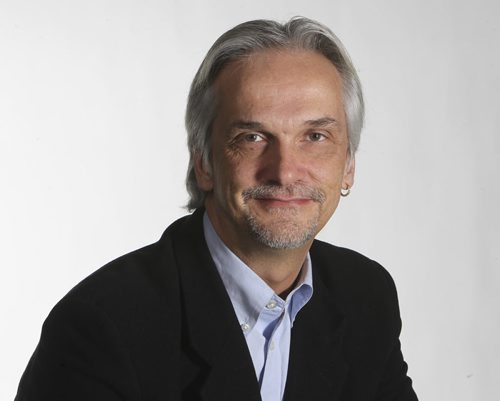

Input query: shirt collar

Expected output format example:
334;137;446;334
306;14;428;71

203;212;313;331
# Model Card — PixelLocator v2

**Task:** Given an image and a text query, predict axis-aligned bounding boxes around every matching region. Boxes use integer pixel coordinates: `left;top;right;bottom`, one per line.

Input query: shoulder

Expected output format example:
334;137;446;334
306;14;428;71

310;239;400;321
17;213;205;399
62;211;201;306
45;212;204;339
310;238;394;284
64;233;173;310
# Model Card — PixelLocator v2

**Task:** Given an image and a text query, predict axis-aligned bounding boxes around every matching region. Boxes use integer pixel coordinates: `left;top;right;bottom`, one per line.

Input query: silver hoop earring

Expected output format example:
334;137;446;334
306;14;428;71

340;185;351;197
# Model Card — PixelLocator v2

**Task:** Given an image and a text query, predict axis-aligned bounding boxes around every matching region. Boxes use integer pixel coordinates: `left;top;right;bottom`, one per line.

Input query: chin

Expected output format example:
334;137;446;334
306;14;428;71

244;210;320;250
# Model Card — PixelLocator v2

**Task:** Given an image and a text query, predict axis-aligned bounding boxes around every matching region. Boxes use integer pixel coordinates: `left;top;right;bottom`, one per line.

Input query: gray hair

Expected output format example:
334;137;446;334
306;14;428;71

185;16;364;210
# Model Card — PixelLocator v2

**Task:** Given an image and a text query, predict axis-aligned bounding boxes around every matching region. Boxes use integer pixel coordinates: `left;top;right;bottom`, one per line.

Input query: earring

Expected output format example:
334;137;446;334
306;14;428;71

340;185;351;197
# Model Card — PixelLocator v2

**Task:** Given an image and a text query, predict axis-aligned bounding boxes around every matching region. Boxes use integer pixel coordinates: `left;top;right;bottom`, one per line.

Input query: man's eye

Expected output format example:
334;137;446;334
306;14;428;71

309;132;326;142
243;133;264;142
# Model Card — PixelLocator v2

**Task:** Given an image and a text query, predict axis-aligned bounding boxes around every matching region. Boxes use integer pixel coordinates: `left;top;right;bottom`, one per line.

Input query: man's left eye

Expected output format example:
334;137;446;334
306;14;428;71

308;132;326;141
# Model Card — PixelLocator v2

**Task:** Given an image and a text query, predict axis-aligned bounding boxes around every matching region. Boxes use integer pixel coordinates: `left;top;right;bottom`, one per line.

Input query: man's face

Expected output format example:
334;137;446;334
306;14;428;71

195;49;354;251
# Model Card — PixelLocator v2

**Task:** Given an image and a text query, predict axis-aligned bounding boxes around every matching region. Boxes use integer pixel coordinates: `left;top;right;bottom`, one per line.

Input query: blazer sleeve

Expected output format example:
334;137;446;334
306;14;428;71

15;296;140;401
374;267;418;401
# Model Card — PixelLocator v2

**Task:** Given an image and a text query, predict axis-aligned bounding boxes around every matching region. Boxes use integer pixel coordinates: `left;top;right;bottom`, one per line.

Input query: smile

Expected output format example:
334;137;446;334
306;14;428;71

253;197;314;208
242;184;325;204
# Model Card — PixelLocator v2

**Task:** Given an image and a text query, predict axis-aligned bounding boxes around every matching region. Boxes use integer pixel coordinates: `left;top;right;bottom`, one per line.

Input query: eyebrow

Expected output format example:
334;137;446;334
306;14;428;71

228;121;265;131
304;117;339;128
228;117;339;132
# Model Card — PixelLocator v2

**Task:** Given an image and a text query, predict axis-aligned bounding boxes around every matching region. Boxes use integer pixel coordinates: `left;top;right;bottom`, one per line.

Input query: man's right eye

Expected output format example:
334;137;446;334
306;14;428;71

243;133;264;142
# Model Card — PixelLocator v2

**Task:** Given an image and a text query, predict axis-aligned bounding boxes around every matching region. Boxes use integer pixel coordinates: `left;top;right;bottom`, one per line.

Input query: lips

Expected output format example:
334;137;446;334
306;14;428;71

242;185;326;204
254;197;314;208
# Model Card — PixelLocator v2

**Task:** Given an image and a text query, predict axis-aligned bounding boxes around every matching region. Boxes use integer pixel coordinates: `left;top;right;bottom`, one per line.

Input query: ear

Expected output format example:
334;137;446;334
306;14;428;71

194;153;214;191
342;153;355;189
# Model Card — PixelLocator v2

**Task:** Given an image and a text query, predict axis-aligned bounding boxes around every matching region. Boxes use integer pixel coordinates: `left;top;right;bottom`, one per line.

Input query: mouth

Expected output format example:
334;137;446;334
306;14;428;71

253;197;314;208
242;185;325;208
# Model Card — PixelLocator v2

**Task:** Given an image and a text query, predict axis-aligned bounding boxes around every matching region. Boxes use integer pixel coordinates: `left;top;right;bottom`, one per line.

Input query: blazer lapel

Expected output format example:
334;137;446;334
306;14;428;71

283;261;349;401
172;210;261;401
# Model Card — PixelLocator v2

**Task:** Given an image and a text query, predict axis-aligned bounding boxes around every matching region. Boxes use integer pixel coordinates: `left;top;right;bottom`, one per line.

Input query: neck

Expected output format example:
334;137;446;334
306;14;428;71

239;245;309;298
206;207;311;297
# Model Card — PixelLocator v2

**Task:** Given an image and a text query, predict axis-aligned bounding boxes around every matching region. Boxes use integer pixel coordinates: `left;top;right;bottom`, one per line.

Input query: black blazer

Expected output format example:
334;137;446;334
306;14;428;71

16;209;417;401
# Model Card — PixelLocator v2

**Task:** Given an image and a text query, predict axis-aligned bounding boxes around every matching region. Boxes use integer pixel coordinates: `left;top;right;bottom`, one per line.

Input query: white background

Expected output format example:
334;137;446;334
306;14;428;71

1;0;499;399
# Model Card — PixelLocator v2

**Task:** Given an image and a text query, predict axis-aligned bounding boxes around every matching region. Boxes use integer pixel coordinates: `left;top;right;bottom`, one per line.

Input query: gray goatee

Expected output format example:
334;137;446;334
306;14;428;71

241;184;325;249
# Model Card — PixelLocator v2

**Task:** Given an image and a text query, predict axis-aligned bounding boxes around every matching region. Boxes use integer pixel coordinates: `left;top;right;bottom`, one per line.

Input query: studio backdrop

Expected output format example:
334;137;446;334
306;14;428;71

1;0;499;400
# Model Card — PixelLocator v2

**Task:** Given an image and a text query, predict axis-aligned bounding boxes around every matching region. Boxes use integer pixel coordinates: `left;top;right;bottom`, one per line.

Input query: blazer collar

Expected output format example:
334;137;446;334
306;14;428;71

171;209;261;401
283;244;349;401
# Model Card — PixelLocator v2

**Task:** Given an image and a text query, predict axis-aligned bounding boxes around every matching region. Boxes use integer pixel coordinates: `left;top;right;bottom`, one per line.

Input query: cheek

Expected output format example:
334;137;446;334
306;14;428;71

213;163;253;203
309;158;346;189
210;146;259;200
226;155;260;185
228;170;256;201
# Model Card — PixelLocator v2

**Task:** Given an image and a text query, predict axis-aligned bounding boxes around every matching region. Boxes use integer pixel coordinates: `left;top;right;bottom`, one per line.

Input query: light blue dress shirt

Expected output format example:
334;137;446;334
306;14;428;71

203;213;313;401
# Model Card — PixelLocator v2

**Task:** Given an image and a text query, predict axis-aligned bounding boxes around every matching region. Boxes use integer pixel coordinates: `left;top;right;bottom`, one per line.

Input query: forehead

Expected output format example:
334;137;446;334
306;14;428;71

215;49;342;89
212;49;345;124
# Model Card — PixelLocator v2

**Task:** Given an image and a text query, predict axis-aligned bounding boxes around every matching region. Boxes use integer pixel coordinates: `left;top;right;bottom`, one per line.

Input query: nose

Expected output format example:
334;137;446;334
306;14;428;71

257;141;305;186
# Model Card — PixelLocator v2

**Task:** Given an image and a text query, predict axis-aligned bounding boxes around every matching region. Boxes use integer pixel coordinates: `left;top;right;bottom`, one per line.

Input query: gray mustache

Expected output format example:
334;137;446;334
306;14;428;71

242;185;326;203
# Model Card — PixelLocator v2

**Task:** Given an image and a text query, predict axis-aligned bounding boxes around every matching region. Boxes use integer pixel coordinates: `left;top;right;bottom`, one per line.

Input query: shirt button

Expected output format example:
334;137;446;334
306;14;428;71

266;300;277;309
269;341;275;351
241;323;250;332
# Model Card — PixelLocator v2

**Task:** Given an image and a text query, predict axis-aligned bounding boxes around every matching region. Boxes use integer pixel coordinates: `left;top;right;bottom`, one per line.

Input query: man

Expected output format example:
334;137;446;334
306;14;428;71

16;17;418;401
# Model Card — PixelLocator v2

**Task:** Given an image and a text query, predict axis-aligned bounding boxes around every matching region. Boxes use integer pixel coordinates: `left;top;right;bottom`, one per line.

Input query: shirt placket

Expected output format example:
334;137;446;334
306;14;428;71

260;297;288;401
